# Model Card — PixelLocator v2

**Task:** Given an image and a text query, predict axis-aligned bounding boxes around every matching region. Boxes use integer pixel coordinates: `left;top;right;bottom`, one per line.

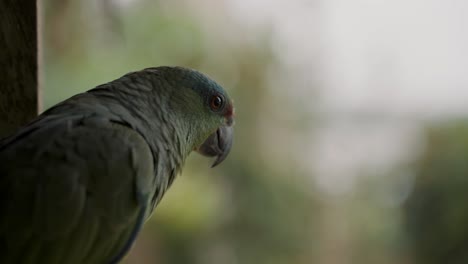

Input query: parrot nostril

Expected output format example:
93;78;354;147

225;104;235;118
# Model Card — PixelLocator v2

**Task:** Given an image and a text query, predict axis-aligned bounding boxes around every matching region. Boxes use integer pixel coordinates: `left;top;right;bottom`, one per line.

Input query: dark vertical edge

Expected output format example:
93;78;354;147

0;0;39;138
37;0;43;114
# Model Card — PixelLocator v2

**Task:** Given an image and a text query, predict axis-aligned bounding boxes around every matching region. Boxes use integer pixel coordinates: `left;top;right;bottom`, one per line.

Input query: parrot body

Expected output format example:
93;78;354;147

0;67;234;263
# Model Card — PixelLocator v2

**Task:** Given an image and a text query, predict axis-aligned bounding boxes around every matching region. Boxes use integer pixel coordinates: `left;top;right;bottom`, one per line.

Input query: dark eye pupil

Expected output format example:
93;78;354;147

211;95;223;110
214;97;221;106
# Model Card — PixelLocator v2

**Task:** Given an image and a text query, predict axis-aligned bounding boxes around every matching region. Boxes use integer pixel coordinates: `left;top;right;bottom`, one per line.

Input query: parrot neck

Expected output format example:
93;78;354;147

88;80;196;183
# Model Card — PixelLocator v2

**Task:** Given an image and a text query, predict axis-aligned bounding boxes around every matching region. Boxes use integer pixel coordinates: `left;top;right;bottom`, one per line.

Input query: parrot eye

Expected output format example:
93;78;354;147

210;94;224;111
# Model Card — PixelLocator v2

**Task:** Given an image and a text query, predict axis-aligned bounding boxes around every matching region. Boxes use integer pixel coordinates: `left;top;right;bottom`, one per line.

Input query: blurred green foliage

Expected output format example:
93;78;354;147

404;122;468;264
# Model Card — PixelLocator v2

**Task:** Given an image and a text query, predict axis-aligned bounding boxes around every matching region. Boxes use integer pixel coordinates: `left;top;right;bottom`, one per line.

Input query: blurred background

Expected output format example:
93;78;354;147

41;0;468;263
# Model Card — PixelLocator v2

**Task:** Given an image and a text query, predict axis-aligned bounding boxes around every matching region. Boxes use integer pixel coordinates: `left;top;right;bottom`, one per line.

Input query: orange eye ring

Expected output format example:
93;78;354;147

210;94;224;111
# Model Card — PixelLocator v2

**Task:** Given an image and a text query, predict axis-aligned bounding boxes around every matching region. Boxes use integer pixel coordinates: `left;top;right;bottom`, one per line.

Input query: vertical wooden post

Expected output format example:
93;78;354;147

0;0;39;138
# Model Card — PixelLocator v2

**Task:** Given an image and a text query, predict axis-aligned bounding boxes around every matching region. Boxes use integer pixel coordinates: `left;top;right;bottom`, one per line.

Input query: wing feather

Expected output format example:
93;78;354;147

0;114;155;264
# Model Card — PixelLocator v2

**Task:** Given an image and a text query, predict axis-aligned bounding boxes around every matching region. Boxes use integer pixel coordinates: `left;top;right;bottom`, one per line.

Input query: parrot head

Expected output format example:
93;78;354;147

191;91;234;167
153;67;235;167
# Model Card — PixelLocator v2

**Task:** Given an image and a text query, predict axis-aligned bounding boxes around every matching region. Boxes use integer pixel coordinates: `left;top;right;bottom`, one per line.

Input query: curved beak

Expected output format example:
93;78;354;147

196;125;233;167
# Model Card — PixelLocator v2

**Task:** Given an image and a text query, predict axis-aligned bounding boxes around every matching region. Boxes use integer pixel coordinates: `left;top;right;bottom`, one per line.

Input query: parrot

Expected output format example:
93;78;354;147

0;66;235;264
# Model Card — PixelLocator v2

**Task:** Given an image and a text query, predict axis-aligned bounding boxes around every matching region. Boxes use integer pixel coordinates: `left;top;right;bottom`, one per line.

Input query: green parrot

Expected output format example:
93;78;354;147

0;66;235;263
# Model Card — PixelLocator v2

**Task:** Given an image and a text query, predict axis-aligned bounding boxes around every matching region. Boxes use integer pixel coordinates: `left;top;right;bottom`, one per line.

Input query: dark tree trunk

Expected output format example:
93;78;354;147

0;0;38;138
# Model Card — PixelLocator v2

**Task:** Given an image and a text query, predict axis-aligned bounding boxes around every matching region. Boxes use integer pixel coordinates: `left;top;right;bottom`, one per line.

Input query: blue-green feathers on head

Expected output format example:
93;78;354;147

153;67;232;114
147;66;234;126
